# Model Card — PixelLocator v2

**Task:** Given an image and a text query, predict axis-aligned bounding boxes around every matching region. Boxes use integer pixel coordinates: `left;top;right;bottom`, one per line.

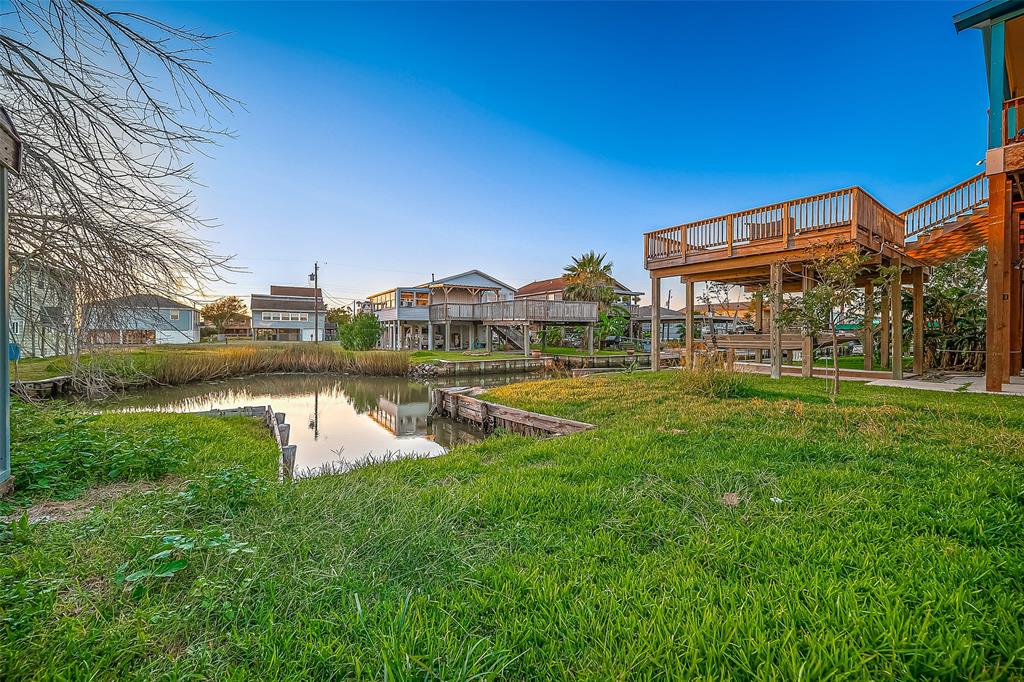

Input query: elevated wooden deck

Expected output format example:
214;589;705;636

645;187;906;281
642;173;997;382
429;300;598;324
644;174;992;281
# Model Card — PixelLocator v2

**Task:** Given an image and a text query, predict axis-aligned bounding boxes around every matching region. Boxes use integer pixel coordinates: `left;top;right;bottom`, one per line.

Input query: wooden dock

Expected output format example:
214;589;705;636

430;387;593;438
11;375;74;398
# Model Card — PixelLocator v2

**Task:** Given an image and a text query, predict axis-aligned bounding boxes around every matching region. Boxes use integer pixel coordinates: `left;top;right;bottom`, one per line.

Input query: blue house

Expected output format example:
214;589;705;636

84;294;199;345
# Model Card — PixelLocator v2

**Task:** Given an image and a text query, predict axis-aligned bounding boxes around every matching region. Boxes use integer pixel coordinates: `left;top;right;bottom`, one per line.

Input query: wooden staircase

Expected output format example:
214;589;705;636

901;173;990;265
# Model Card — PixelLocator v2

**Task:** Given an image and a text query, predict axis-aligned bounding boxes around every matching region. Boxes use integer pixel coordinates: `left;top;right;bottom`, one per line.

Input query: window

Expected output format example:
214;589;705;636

262;311;272;321
11;320;21;335
415;292;430;306
169;310;180;321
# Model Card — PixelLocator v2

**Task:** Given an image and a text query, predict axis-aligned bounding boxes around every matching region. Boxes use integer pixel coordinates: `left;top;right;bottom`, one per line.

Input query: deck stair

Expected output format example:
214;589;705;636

901;173;990;265
491;325;526;351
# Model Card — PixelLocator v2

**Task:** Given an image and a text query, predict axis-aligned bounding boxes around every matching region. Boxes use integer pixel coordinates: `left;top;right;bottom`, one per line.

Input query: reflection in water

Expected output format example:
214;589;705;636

106;373;545;475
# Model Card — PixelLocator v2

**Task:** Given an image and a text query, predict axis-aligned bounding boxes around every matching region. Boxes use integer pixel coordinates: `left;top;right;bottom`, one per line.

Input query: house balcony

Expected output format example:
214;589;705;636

990;97;1024;176
429;299;598;324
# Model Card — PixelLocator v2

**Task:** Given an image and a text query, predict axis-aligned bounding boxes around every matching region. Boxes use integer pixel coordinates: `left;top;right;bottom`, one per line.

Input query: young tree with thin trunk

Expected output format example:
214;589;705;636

775;247;867;396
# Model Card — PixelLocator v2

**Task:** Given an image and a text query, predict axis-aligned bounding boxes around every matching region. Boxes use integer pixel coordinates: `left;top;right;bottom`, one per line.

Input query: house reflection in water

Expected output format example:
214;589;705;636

366;382;483;446
109;373;503;474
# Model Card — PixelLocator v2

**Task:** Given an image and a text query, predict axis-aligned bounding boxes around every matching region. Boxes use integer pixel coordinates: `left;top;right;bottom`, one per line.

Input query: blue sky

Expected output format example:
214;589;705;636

143;1;986;307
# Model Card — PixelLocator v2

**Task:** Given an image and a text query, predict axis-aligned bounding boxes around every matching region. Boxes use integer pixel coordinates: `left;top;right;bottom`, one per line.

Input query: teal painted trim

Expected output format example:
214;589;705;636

988;20;1007;148
954;0;1024;32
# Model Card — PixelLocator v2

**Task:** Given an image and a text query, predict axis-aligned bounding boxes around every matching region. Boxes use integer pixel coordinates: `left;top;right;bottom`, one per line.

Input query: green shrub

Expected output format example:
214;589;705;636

337;313;382;351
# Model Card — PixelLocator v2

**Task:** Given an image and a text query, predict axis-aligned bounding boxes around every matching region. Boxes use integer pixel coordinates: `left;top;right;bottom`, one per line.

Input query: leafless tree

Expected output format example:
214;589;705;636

1;0;237;358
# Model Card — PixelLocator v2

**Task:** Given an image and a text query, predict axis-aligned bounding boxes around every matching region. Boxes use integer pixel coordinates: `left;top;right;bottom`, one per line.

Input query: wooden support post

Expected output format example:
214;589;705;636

863;281;874;371
801;265;814;379
912;267;924;376
444;322;451;351
685;279;695;369
651;275;661;371
891;257;903;380
484;325;491;353
522;323;530;358
879;291;890;369
770;261;783;380
427;321;434;350
726;348;735;372
753;293;764;363
1011;211;1023;377
587;324;594;356
986;173;1011;391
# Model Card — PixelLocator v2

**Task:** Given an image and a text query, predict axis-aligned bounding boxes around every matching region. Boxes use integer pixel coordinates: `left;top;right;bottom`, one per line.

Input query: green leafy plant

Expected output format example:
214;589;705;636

337;312;383;351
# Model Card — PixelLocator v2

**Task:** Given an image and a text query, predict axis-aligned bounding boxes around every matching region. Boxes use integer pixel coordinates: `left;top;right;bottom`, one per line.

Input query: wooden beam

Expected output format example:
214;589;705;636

651;275;661;371
754;293;764;363
912;266;924;376
801;265;814;378
986;173;1011;391
879;291;890;369
863;280;874;371
770;261;783;380
891;256;904;380
685;279;695;369
1011;210;1023;377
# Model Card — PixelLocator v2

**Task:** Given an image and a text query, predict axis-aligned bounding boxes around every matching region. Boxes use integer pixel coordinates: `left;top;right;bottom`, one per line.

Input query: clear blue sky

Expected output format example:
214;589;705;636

142;1;986;308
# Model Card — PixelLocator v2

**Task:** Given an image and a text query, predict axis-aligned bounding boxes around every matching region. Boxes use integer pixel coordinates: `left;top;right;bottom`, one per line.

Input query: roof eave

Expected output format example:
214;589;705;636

953;0;1024;31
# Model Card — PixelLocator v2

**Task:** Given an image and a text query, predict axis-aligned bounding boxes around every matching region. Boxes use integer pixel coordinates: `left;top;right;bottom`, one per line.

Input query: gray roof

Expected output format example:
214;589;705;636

418;269;517;292
634;305;685;321
94;294;194;310
250;294;323;312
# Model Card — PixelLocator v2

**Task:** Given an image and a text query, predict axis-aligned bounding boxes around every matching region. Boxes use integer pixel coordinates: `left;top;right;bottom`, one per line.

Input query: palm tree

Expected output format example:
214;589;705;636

563;251;616;309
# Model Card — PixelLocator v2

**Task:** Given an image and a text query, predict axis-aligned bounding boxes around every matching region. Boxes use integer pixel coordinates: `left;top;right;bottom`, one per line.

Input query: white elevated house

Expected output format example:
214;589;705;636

368;269;600;354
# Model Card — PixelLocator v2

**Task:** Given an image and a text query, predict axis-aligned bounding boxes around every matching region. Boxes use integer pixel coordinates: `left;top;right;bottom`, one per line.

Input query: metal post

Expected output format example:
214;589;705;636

312;262;319;344
1;169;9;493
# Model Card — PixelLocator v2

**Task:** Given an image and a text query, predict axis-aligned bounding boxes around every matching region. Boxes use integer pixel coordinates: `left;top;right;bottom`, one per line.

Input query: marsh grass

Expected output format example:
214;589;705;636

74;345;411;391
2;372;1023;678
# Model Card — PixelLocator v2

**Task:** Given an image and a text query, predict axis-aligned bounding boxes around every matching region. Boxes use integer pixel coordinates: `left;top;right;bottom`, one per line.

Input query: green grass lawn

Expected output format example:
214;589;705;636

409;350;526;364
812;354;914;370
2;372;1022;678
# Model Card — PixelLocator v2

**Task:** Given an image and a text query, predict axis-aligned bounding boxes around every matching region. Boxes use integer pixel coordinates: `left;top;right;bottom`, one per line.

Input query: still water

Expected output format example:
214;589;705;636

108;373;542;475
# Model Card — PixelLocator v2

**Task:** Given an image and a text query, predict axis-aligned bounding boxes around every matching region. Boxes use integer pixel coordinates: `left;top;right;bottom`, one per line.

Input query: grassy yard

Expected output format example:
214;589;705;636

409;350;526;364
2;372;1022;678
811;354;916;370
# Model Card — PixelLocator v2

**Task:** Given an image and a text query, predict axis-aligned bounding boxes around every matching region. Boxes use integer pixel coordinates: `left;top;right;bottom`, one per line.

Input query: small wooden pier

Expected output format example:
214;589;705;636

430;387;593;438
11;375;74;398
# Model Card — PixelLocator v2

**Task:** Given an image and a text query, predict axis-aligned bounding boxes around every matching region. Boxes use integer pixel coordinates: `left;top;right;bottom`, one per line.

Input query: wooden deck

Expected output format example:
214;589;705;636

429;299;598;324
643;174;996;381
644;186;906;280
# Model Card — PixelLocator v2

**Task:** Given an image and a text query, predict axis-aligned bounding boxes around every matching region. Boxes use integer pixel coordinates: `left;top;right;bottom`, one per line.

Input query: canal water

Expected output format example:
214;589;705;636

108;373;544;476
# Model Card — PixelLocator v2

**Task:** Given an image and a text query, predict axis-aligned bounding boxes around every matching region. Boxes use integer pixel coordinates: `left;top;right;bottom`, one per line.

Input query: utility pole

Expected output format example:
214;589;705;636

309;262;320;344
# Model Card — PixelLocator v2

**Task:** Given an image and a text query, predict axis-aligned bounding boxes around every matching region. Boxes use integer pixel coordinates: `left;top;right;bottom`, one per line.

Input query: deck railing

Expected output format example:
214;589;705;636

430;299;598;323
644;187;907;265
1004;97;1024;145
900;173;988;242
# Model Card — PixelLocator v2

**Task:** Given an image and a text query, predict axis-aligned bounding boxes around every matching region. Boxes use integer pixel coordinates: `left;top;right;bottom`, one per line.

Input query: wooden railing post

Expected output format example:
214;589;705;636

781;203;791;246
850;189;859;241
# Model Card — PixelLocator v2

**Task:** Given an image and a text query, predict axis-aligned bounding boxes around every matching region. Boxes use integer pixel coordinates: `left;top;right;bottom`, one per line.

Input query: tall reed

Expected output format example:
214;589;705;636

79;345;410;390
